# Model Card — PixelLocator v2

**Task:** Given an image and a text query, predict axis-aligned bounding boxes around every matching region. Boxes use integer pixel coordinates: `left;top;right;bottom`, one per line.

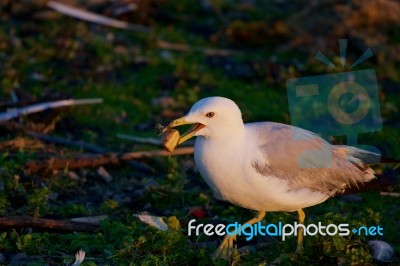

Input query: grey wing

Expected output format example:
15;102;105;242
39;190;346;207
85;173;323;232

249;122;377;195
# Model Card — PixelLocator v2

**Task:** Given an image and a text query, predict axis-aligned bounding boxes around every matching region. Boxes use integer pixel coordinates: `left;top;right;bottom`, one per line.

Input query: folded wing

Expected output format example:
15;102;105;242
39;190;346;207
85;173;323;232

249;122;377;195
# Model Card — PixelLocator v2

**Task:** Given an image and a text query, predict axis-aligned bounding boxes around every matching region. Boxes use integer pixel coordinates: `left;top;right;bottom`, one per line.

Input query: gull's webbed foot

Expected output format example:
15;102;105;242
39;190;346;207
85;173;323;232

212;234;236;260
212;211;266;260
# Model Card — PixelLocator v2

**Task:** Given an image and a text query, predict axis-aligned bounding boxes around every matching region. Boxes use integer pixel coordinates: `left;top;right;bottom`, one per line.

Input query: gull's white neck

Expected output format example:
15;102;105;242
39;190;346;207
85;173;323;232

194;124;248;201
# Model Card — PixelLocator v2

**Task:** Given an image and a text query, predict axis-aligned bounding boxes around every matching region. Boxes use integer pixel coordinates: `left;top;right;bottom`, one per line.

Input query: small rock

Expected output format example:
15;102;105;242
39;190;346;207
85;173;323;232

132;188;146;197
68;171;80;181
368;240;394;262
70;215;108;224
113;194;132;205
160;50;173;60
30;72;46;81
337;257;346;266
97;167;113;183
10;253;27;266
143;179;159;191
143;203;152;210
338;194;363;203
48;192;59;201
162;209;174;216
0;253;5;264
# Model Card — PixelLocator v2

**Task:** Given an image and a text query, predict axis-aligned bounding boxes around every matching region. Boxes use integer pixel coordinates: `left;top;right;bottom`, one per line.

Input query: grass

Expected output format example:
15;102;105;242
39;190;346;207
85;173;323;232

0;1;399;265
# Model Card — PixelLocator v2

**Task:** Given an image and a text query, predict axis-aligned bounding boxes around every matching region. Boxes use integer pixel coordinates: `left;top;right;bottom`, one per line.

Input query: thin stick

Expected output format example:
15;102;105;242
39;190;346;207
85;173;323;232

47;1;150;32
380;192;400;197
120;147;194;160
0;98;103;122
0;216;100;232
27;131;106;154
24;147;194;174
156;39;240;56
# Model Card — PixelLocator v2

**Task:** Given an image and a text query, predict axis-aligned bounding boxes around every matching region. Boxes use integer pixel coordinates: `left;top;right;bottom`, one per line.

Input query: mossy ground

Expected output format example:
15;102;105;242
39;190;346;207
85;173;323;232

0;1;399;265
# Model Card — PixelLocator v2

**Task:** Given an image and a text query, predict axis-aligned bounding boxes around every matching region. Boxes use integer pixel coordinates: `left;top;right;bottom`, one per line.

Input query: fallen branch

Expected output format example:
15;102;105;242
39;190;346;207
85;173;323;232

0;98;103;122
380;192;400;197
47;1;150;32
120;147;194;159
25;147;194;174
117;133;194;147
18;132;154;174
156;39;240;56
0;216;100;232
27;131;106;154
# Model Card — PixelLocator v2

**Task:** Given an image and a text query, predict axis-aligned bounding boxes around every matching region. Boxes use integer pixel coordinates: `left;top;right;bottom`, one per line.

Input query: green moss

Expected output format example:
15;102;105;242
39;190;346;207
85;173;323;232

27;187;50;218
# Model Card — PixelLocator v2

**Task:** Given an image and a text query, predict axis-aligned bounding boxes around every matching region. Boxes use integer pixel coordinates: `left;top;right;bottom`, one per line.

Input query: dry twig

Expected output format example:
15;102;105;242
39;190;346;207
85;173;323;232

0;98;103;123
47;1;150;32
156;39;240;56
0;216;100;232
380;192;400;197
25;147;194;174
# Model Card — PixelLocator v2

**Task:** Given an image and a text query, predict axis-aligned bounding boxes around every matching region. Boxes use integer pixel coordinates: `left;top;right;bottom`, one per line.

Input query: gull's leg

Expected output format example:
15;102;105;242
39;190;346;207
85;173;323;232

271;209;306;264
212;211;266;260
296;209;305;253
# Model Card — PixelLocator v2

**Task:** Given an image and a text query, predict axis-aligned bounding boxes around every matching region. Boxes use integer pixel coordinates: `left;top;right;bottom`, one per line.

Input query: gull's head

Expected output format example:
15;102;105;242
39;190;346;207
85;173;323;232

168;97;244;144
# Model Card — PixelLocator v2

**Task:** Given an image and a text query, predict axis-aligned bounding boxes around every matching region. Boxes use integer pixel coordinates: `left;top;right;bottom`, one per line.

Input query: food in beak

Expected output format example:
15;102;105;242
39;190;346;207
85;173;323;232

156;123;180;152
162;128;180;152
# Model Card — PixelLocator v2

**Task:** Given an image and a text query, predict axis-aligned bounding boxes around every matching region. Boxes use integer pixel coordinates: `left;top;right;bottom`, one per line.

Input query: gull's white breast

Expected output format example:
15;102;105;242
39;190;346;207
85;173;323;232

193;125;329;212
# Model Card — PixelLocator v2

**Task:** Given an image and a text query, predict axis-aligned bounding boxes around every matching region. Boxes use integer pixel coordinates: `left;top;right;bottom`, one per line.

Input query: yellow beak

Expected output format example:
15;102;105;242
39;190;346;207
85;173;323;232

168;117;205;145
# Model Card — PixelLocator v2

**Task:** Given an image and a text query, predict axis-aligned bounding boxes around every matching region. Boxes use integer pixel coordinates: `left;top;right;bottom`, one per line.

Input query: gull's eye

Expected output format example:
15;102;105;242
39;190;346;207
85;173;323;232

205;112;215;118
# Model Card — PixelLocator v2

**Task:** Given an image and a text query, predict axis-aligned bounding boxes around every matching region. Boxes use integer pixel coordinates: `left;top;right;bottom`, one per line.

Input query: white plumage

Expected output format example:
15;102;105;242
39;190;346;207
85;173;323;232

169;96;378;259
181;97;375;211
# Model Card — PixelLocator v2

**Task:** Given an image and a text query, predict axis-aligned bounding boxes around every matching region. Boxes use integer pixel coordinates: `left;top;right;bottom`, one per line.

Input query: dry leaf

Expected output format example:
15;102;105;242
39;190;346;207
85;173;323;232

135;212;168;231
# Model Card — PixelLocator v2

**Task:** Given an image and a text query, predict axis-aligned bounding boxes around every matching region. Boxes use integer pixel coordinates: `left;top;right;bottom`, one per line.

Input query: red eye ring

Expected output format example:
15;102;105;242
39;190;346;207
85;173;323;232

205;112;215;118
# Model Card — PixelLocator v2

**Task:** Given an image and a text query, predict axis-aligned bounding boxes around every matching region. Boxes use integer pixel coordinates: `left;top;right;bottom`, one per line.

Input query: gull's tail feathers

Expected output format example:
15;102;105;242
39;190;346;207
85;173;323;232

335;145;400;165
339;168;399;196
335;145;380;164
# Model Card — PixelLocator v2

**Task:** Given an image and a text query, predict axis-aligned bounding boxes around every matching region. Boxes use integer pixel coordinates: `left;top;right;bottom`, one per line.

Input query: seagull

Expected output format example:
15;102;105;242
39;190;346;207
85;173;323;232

166;96;392;260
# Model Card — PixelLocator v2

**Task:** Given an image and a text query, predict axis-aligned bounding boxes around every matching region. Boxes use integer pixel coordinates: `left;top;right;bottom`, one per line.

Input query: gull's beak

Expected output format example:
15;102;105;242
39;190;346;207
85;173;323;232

168;116;205;145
